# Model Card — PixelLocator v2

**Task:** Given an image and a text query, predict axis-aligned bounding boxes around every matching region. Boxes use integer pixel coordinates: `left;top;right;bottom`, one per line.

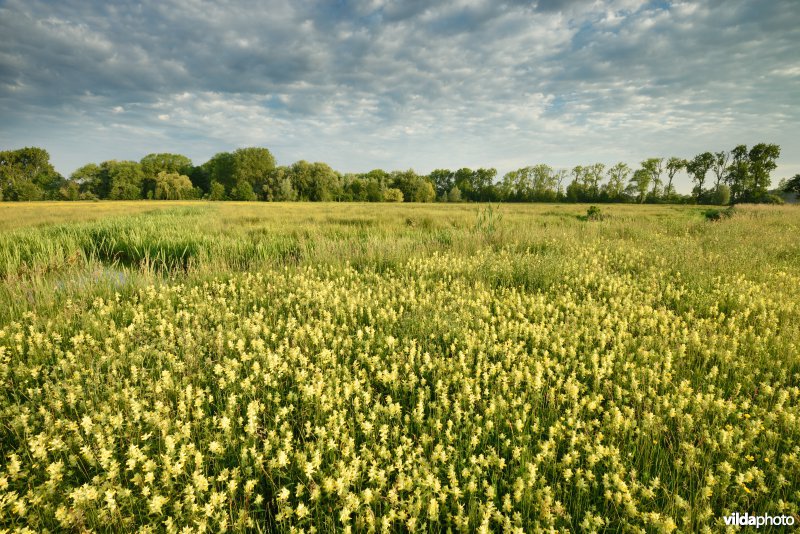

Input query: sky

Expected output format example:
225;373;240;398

1;0;799;193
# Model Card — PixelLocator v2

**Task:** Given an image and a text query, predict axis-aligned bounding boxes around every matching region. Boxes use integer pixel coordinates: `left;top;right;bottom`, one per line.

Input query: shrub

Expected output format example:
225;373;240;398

383;188;404;202
586;205;604;221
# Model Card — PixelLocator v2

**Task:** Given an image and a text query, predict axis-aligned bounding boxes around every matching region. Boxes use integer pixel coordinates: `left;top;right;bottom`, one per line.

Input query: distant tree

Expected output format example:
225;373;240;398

447;185;462;202
710;151;730;190
747;143;780;201
59;181;81;201
154;171;194;200
664;157;686;199
629;168;651;203
208;181;226;201
383;188;404;202
231;180;257;201
782;174;800;195
364;179;384;202
203;152;236;195
104;160;144;200
288;161;339;201
711;184;731;205
725;145;750;202
604;162;630;201
641;158;664;200
390;170;435;202
140;153;192;198
428;169;454;199
686;152;714;201
71;163;106;198
0;147;61;201
414;180;436;202
231;147;276;196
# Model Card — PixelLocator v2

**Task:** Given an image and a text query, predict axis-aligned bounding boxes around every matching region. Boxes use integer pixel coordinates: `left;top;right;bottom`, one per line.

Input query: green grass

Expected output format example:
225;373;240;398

0;202;798;532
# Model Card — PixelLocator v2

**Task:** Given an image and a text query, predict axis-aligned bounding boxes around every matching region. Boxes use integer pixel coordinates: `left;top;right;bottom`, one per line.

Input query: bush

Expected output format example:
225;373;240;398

383;188;404;202
703;207;736;221
760;194;784;205
711;184;731;206
586;205;604;221
207;181;226;201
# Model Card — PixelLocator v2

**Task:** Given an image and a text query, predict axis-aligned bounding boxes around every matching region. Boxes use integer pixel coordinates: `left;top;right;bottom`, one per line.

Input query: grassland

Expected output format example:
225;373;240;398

0;201;798;532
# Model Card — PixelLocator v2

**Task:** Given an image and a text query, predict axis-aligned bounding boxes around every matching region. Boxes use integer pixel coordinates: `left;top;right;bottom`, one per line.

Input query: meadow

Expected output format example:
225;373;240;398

0;201;798;532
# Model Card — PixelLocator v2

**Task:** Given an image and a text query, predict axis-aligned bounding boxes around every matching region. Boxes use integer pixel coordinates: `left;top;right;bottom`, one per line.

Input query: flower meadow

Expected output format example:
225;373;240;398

0;202;798;532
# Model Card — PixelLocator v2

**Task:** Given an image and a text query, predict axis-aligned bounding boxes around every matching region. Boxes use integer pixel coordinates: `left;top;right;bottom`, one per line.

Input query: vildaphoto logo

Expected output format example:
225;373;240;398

723;513;796;528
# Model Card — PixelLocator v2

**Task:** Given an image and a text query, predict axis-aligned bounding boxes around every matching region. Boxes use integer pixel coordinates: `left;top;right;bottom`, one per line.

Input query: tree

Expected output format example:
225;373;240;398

747;143;780;201
710;151;730;190
447;185;462;202
154;171;194;200
383;188;404;202
203;152;236;195
685;152;714;201
390;170;435;202
231;180;257;201
664;157;686;199
59;181;81;201
629;168;651;203
0;147;61;201
725;145;750;203
428;169;454;199
641;158;664;200
104;160;144;200
208;181;226;200
288;161;339;201
71;163;106;198
782;174;800;195
140;153;192;198
413;180;436;202
231;147;276;196
604;162;630;201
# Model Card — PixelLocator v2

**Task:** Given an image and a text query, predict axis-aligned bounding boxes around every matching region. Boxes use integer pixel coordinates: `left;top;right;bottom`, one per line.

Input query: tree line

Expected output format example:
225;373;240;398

0;144;791;204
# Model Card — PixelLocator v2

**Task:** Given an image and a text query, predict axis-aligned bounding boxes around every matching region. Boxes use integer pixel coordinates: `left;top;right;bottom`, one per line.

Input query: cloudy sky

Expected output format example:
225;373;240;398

1;0;798;192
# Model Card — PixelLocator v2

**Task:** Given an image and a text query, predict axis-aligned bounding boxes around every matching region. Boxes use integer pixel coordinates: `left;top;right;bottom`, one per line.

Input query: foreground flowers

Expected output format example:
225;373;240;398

1;240;798;532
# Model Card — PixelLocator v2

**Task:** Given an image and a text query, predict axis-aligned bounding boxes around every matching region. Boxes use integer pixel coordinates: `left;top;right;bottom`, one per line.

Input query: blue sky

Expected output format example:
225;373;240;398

1;0;798;192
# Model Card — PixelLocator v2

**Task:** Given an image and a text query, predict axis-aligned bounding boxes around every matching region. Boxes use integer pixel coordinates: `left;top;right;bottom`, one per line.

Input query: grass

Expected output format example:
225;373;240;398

0;201;798;532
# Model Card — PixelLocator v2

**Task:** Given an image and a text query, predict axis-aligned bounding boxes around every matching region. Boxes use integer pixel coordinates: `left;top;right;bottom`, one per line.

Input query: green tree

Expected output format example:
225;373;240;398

203;152;236;195
71;163;106;198
429;169;454;199
447;185;462;202
208;181;226;200
59;181;81;201
383;188;404;202
686;152;714;201
629;168;651;203
747;143;780;201
641;158;664;200
725;145;750;202
231;147;276;197
664;157;686;199
231;180;257;201
288;161;339;201
154;171;194;200
710;151;730;190
782;174;800;195
604;162;630;201
140;153;193;198
103;161;144;200
390;170;435;202
0;147;61;201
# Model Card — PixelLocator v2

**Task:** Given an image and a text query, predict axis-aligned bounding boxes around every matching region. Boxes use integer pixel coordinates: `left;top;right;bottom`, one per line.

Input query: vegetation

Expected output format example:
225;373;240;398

0;143;788;205
0;202;798;532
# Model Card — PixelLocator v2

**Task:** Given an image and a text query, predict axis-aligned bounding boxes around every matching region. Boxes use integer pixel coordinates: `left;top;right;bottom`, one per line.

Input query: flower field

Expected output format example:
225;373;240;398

0;202;798;532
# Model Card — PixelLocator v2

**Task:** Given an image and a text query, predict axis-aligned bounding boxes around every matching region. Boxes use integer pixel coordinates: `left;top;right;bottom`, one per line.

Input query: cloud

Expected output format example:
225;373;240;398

1;0;798;190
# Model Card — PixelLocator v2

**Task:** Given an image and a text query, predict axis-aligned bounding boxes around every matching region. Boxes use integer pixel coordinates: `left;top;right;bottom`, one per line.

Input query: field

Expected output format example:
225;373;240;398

0;201;798;532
